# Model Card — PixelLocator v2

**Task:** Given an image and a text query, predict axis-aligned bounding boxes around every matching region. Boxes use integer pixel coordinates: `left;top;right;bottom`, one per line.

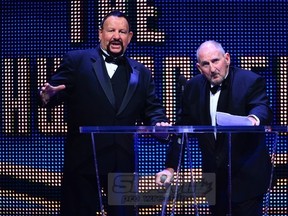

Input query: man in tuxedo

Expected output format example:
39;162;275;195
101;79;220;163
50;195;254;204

40;10;169;216
156;40;273;216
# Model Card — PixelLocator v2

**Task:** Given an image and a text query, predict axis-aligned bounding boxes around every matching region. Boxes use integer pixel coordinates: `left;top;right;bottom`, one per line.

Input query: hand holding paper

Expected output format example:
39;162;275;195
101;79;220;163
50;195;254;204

216;112;254;126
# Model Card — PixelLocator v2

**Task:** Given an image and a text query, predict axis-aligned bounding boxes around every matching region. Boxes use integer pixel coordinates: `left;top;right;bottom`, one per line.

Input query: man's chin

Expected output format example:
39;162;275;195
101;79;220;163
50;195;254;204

109;51;123;57
211;80;222;86
211;76;225;85
108;44;124;56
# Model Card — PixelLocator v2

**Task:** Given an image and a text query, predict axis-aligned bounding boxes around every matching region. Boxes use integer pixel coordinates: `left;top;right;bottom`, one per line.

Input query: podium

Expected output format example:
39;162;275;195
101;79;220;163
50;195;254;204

79;125;287;216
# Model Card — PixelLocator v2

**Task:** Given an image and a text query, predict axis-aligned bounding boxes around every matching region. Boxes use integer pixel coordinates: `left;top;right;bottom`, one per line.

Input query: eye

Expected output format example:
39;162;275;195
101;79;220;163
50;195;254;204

119;30;128;34
212;59;220;64
201;62;209;67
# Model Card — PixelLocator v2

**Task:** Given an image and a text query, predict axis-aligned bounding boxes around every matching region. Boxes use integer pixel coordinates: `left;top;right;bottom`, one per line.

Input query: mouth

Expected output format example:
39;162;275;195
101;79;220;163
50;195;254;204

211;73;219;80
109;41;122;49
210;73;222;84
107;41;124;57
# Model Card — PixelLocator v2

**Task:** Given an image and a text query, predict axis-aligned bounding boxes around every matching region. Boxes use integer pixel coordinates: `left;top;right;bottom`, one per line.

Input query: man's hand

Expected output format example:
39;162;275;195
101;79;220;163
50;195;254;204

247;115;260;126
40;83;66;105
154;122;171;140
155;122;171;126
155;168;174;187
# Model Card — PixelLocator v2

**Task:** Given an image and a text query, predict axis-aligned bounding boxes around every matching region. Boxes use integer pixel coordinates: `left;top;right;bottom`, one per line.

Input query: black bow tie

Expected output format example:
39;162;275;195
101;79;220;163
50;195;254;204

105;55;126;65
101;50;125;65
210;85;221;94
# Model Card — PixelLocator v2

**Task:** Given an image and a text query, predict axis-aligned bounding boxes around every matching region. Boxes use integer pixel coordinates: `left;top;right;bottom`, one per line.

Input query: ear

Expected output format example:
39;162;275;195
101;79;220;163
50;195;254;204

196;63;202;74
224;53;231;65
98;29;103;41
127;31;133;43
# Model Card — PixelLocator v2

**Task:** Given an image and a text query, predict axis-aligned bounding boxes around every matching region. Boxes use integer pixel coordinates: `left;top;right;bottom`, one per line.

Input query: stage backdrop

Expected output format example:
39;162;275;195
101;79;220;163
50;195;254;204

1;0;287;215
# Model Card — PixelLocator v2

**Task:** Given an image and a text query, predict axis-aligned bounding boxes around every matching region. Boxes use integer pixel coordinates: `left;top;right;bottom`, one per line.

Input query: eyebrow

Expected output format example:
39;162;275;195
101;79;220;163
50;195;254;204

200;61;209;66
201;57;221;64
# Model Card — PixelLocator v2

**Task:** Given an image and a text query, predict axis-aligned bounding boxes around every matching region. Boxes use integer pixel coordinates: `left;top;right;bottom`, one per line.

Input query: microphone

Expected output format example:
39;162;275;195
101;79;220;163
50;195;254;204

160;174;174;185
178;75;187;92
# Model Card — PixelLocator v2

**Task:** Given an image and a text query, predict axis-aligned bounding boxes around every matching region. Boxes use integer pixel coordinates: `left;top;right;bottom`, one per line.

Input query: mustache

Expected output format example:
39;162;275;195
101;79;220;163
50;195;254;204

109;39;122;45
107;40;124;57
211;72;219;78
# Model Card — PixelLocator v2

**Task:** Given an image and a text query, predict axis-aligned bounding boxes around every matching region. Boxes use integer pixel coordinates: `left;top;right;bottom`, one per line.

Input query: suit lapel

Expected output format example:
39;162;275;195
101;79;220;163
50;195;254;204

217;71;231;113
117;67;139;115
91;50;139;114
92;58;116;108
202;80;212;125
202;80;217;145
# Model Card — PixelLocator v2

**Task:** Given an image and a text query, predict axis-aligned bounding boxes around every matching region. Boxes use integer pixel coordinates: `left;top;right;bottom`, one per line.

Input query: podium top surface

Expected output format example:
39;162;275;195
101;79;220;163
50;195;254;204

79;125;288;134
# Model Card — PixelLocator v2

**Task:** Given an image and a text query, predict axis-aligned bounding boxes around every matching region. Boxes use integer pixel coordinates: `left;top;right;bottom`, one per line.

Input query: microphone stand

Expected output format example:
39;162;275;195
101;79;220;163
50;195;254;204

91;133;106;216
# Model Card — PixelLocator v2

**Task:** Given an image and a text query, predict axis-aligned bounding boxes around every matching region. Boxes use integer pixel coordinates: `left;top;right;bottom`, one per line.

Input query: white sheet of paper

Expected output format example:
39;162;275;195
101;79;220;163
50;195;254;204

216;111;253;126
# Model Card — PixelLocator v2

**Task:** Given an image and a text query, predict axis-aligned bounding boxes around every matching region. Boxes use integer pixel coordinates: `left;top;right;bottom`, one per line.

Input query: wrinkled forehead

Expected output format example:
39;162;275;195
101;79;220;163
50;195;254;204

102;16;130;31
198;47;223;61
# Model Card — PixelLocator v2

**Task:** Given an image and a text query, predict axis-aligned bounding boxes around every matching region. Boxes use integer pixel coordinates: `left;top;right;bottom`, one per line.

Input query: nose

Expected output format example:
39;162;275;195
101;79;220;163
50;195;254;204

112;31;121;39
209;62;217;72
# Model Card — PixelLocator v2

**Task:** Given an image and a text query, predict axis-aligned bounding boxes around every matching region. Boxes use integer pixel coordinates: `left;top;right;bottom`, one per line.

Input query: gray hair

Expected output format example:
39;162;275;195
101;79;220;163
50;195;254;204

196;40;225;62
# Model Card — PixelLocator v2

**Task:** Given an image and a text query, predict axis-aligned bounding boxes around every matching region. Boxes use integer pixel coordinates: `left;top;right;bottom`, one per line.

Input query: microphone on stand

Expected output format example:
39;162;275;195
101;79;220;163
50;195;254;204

176;75;200;215
177;75;187;117
178;75;187;92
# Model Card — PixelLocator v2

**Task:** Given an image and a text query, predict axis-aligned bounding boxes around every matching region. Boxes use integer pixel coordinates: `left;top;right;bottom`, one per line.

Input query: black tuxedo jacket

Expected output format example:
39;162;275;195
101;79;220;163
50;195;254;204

45;45;167;176
167;66;273;202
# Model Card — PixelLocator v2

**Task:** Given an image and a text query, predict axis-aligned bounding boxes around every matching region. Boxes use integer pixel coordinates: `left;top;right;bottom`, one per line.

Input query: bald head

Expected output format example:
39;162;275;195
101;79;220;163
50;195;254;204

196;40;225;62
195;40;230;85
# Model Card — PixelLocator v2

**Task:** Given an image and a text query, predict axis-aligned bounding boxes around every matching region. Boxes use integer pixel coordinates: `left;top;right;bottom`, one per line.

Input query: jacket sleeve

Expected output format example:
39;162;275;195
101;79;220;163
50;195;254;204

141;67;168;125
39;52;77;108
246;76;273;125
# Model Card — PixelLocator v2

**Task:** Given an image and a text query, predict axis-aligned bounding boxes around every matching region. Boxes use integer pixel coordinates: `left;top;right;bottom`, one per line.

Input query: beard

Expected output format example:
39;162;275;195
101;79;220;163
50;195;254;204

107;40;124;57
